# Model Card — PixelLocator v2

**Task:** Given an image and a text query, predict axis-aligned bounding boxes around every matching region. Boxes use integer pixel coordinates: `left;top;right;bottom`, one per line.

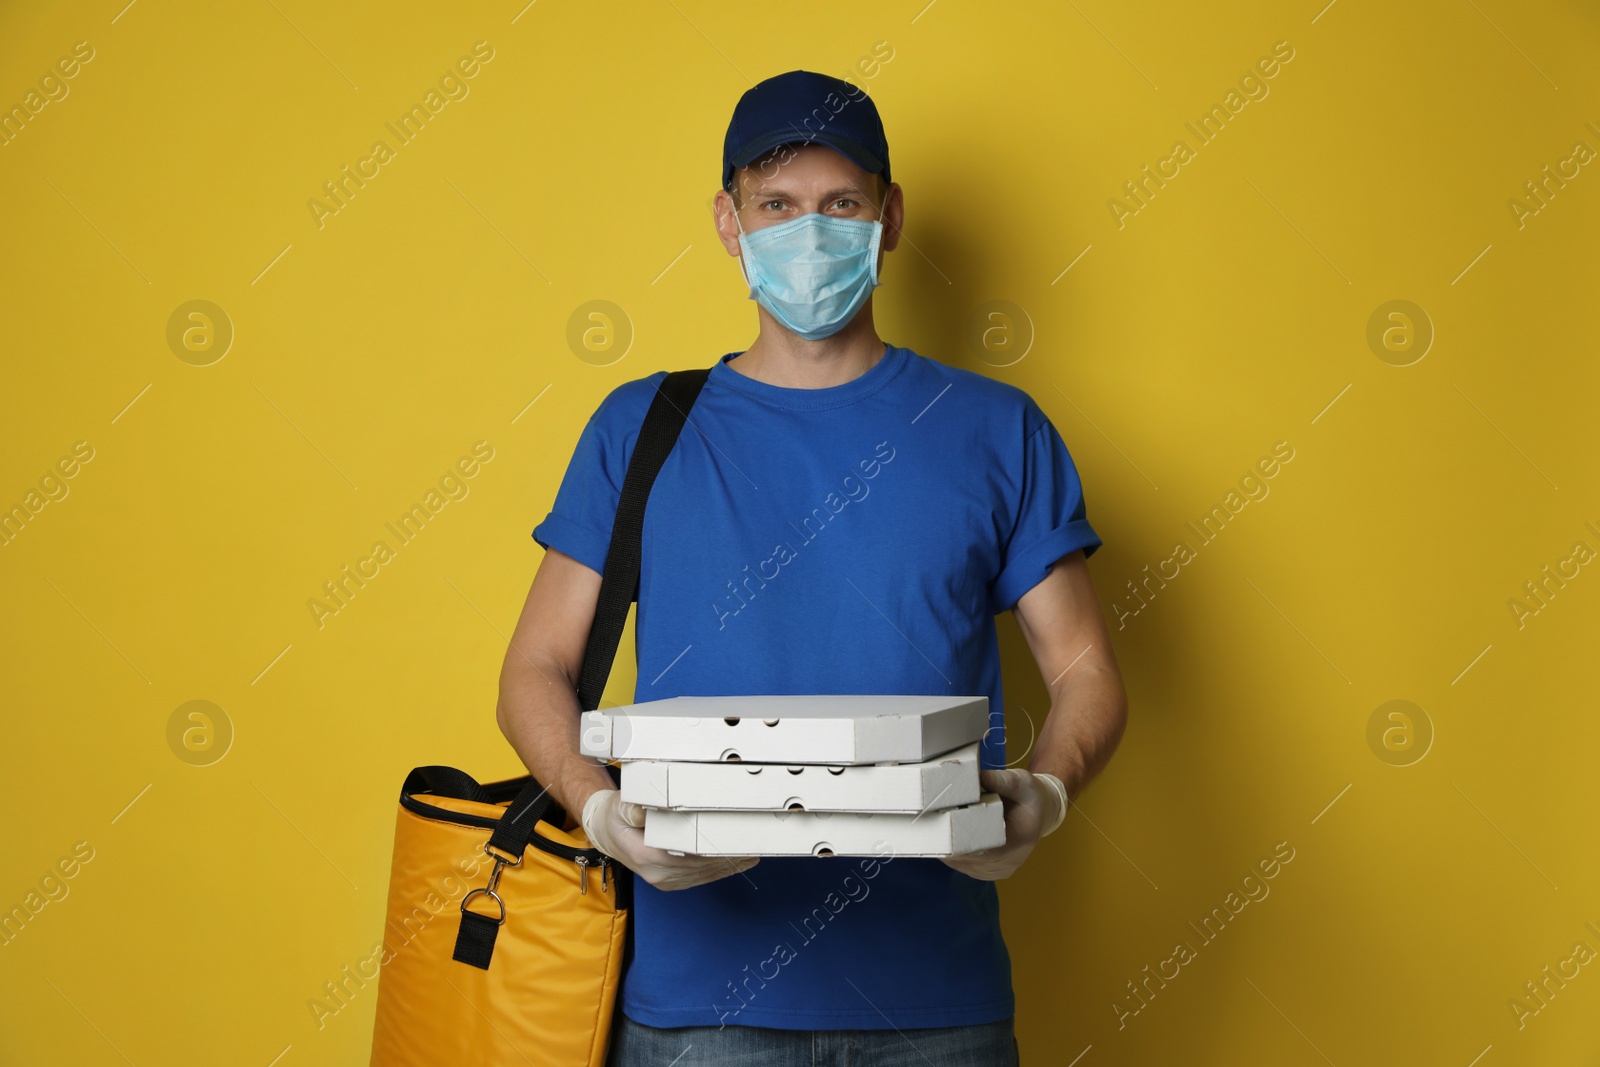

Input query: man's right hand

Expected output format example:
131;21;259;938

581;788;759;891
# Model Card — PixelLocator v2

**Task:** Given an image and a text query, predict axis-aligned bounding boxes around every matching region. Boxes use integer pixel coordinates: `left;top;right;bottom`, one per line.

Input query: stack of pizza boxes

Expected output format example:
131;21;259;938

579;695;1003;857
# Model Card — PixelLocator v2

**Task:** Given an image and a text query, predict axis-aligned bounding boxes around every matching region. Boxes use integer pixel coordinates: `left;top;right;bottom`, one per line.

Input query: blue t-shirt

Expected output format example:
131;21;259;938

532;343;1102;1031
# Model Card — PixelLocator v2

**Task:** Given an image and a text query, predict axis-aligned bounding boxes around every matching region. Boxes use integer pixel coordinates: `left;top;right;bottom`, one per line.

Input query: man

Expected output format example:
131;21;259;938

498;69;1128;1066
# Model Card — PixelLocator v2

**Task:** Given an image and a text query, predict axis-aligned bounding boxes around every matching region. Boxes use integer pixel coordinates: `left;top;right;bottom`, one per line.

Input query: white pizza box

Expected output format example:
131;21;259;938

580;694;988;764
642;793;1005;857
621;742;982;813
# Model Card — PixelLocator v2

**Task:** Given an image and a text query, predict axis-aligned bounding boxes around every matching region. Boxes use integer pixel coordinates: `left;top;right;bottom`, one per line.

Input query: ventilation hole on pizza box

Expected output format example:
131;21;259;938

786;766;804;775
721;749;742;761
763;719;780;726
813;844;835;857
786;799;805;811
723;716;740;726
745;766;763;775
826;767;846;775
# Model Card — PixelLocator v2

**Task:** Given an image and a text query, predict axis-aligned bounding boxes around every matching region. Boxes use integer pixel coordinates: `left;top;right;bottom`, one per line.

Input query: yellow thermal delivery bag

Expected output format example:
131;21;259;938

368;368;711;1065
368;766;626;1066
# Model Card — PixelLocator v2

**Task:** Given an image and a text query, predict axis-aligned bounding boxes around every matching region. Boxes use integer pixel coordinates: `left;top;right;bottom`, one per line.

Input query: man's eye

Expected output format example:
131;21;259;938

762;200;785;211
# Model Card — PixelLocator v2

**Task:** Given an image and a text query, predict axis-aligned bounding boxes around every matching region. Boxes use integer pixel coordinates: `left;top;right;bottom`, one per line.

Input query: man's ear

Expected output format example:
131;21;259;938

880;181;904;251
712;189;743;256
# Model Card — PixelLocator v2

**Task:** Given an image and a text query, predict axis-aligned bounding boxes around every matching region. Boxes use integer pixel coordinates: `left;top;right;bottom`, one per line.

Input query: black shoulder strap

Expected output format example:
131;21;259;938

484;367;711;861
577;367;711;714
454;368;711;968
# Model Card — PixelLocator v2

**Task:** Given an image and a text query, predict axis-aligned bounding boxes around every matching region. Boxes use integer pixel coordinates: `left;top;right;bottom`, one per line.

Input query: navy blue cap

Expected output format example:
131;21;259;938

722;70;891;193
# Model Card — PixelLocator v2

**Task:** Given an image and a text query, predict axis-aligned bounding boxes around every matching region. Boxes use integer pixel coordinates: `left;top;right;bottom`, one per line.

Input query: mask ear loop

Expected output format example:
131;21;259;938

727;187;752;290
868;181;889;286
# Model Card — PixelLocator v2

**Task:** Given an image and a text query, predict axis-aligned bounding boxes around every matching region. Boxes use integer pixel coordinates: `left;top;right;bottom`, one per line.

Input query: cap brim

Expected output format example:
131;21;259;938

726;129;885;187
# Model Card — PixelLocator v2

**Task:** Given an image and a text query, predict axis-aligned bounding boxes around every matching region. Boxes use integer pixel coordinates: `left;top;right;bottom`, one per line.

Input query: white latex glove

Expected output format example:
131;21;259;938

581;788;760;891
940;768;1068;881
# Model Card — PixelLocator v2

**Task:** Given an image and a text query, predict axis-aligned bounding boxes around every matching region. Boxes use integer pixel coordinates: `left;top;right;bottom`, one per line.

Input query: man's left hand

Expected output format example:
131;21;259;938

939;768;1067;881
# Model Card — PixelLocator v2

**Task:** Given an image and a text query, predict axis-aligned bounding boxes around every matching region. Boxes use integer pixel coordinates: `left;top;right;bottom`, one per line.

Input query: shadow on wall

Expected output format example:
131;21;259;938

991;555;1224;1056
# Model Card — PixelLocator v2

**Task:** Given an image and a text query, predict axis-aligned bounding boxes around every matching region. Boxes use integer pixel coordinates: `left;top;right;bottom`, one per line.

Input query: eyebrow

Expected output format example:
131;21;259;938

746;187;874;204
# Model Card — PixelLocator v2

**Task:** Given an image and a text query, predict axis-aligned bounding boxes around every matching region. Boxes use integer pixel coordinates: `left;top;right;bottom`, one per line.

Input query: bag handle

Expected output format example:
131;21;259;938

402;766;494;805
454;368;710;969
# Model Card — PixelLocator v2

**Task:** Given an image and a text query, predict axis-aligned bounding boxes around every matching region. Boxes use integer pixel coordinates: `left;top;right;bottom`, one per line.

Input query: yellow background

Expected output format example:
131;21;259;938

3;1;1598;1063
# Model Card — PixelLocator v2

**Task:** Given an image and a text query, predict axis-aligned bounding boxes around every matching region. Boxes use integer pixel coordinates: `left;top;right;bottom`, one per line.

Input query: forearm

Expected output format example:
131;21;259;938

495;647;617;822
1027;663;1127;802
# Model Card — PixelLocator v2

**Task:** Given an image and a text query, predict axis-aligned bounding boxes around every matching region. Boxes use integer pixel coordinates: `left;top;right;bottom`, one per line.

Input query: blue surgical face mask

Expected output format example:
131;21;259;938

734;204;884;341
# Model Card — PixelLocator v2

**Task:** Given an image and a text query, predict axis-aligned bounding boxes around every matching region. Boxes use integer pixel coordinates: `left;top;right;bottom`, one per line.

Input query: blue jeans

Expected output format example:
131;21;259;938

606;1010;1020;1066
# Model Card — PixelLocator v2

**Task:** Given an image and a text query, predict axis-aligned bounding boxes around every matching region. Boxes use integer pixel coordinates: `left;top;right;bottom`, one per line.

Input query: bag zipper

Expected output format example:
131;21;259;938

400;791;607;867
573;855;615;895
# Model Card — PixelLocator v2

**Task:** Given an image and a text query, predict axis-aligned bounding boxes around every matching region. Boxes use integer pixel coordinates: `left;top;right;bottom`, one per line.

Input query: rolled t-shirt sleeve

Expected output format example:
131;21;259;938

990;407;1103;614
532;376;661;576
